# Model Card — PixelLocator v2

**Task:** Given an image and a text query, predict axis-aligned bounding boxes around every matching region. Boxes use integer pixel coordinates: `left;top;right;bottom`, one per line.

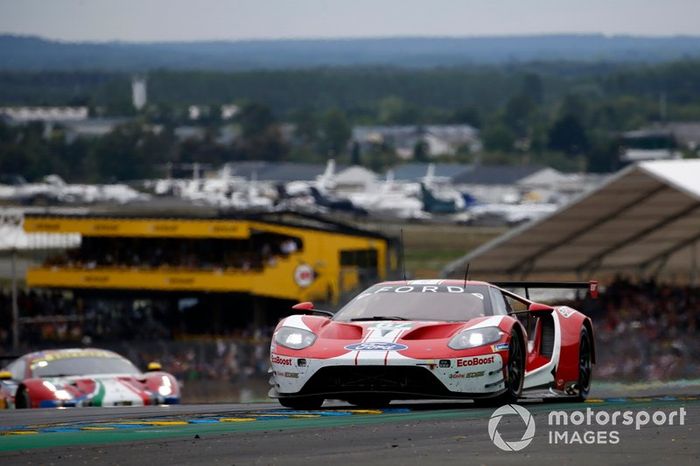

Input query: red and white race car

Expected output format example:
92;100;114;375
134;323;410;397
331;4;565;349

2;348;180;408
269;279;596;409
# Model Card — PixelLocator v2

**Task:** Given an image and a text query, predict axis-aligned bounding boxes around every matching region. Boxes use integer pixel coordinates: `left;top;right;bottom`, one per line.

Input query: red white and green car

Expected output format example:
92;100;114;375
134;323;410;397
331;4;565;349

1;348;180;408
269;279;597;409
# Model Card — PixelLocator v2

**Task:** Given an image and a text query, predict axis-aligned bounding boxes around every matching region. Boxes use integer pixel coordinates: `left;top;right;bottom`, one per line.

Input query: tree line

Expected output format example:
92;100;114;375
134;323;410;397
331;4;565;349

1;60;699;181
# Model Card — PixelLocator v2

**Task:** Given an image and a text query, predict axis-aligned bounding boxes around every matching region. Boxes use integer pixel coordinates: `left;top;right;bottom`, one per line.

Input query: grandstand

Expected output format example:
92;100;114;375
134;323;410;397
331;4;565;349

19;211;398;338
443;160;700;283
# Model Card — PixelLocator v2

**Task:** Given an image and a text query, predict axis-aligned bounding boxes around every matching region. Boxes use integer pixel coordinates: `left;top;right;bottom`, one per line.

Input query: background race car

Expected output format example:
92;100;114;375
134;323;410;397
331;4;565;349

269;279;595;409
2;348;180;408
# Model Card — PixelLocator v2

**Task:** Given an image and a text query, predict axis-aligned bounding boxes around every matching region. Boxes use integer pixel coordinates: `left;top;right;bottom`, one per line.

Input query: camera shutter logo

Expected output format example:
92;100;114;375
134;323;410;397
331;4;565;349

488;404;536;452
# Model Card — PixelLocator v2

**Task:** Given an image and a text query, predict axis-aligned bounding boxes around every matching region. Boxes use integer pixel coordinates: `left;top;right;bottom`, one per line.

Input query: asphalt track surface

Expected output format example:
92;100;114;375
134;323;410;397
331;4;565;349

1;391;699;465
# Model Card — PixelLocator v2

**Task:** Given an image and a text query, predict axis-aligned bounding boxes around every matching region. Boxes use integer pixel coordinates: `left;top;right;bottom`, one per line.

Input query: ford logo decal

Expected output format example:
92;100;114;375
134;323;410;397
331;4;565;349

344;342;408;351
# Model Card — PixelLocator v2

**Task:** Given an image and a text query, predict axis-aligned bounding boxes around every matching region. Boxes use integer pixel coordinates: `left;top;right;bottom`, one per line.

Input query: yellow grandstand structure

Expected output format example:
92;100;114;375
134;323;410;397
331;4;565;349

24;212;397;308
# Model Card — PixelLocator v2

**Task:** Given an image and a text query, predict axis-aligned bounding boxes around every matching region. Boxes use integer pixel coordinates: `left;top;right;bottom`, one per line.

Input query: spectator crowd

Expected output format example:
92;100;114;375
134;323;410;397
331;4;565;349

2;277;700;385
43;235;303;272
574;277;700;382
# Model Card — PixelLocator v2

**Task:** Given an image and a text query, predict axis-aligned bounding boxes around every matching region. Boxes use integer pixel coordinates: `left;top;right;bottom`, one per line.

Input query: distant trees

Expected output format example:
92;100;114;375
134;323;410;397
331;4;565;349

548;115;589;156
319;109;351;158
413;140;430;162
482;123;516;153
2;59;700;178
234;103;289;161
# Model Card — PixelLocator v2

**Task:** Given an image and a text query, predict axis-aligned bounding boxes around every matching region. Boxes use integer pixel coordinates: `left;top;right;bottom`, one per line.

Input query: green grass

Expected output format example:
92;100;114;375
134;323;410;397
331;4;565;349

351;221;505;277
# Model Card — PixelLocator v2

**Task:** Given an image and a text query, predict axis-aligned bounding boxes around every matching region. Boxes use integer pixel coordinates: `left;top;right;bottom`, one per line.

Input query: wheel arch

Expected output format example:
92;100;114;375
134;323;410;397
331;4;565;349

511;320;528;356
501;316;528;361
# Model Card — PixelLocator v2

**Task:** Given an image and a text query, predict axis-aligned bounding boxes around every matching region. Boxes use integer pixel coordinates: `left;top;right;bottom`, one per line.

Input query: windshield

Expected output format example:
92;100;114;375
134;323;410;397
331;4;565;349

30;353;141;378
334;284;493;322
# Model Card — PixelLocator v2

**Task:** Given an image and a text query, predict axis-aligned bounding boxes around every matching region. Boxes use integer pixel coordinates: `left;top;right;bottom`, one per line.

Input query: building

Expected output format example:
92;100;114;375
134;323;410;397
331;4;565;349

62;117;131;141
665;122;700;151
333;166;379;193
390;163;472;182
620;128;681;163
23;212;398;331
0;106;89;123
352;125;481;159
132;76;147;111
220;104;240;120
618;120;700;163
221;161;346;183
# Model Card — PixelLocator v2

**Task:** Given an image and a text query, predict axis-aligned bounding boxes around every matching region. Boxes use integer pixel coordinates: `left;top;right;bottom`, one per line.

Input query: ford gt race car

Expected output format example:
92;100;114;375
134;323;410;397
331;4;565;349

2;348;180;408
269;279;596;409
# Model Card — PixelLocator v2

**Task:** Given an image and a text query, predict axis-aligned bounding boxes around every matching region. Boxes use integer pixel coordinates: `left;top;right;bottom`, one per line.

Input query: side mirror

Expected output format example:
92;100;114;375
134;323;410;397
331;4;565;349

0;371;12;380
528;302;554;313
291;301;334;317
292;302;315;311
147;362;162;372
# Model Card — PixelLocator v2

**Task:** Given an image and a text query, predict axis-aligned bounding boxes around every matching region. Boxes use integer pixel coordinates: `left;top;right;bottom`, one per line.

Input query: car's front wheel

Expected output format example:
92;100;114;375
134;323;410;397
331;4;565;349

503;329;525;402
277;396;324;410
475;330;524;407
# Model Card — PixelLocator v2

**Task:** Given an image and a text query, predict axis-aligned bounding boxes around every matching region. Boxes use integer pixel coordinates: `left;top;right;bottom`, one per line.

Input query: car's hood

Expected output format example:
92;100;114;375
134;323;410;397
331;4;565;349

274;314;506;359
299;315;501;339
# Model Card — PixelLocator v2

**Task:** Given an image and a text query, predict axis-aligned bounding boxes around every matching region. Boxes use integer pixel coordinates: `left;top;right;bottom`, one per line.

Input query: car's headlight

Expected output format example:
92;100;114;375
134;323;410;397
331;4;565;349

448;326;502;350
158;375;173;396
274;327;317;350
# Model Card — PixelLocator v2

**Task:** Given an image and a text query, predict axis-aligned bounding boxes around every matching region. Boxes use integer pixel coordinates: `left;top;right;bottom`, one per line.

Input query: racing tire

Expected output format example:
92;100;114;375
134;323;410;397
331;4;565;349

574;326;593;402
277;396;324;410
345;396;392;409
15;387;31;409
475;330;525;407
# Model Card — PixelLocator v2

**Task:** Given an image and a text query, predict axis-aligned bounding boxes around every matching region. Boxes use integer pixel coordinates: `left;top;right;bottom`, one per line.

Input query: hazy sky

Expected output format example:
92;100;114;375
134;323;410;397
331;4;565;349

1;0;699;42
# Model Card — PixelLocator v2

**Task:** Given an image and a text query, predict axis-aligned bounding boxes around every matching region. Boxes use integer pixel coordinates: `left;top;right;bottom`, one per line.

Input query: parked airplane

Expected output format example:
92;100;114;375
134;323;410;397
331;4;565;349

0;175;147;205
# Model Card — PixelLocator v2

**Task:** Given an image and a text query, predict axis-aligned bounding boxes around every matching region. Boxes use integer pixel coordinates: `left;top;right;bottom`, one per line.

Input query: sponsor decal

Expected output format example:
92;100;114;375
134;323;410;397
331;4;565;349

557;307;576;318
368;322;414;330
409;279;444;285
275;371;299;378
369;285;485;295
271;355;293;366
456;355;495;367
344;342;408;351
492;343;509;351
294;264;315;288
449;371;484;379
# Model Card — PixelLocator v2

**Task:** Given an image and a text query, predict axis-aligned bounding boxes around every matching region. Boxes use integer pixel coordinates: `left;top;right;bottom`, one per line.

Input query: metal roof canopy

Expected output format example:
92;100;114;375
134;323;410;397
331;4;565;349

442;160;700;283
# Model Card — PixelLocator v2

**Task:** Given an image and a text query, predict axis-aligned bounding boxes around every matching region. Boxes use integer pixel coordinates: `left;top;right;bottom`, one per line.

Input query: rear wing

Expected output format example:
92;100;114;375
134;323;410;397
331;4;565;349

493;281;599;300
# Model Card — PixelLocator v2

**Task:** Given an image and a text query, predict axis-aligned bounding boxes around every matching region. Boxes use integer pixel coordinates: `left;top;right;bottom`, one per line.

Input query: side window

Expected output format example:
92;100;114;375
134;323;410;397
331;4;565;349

489;288;510;315
6;359;26;380
502;293;534;342
504;294;529;313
